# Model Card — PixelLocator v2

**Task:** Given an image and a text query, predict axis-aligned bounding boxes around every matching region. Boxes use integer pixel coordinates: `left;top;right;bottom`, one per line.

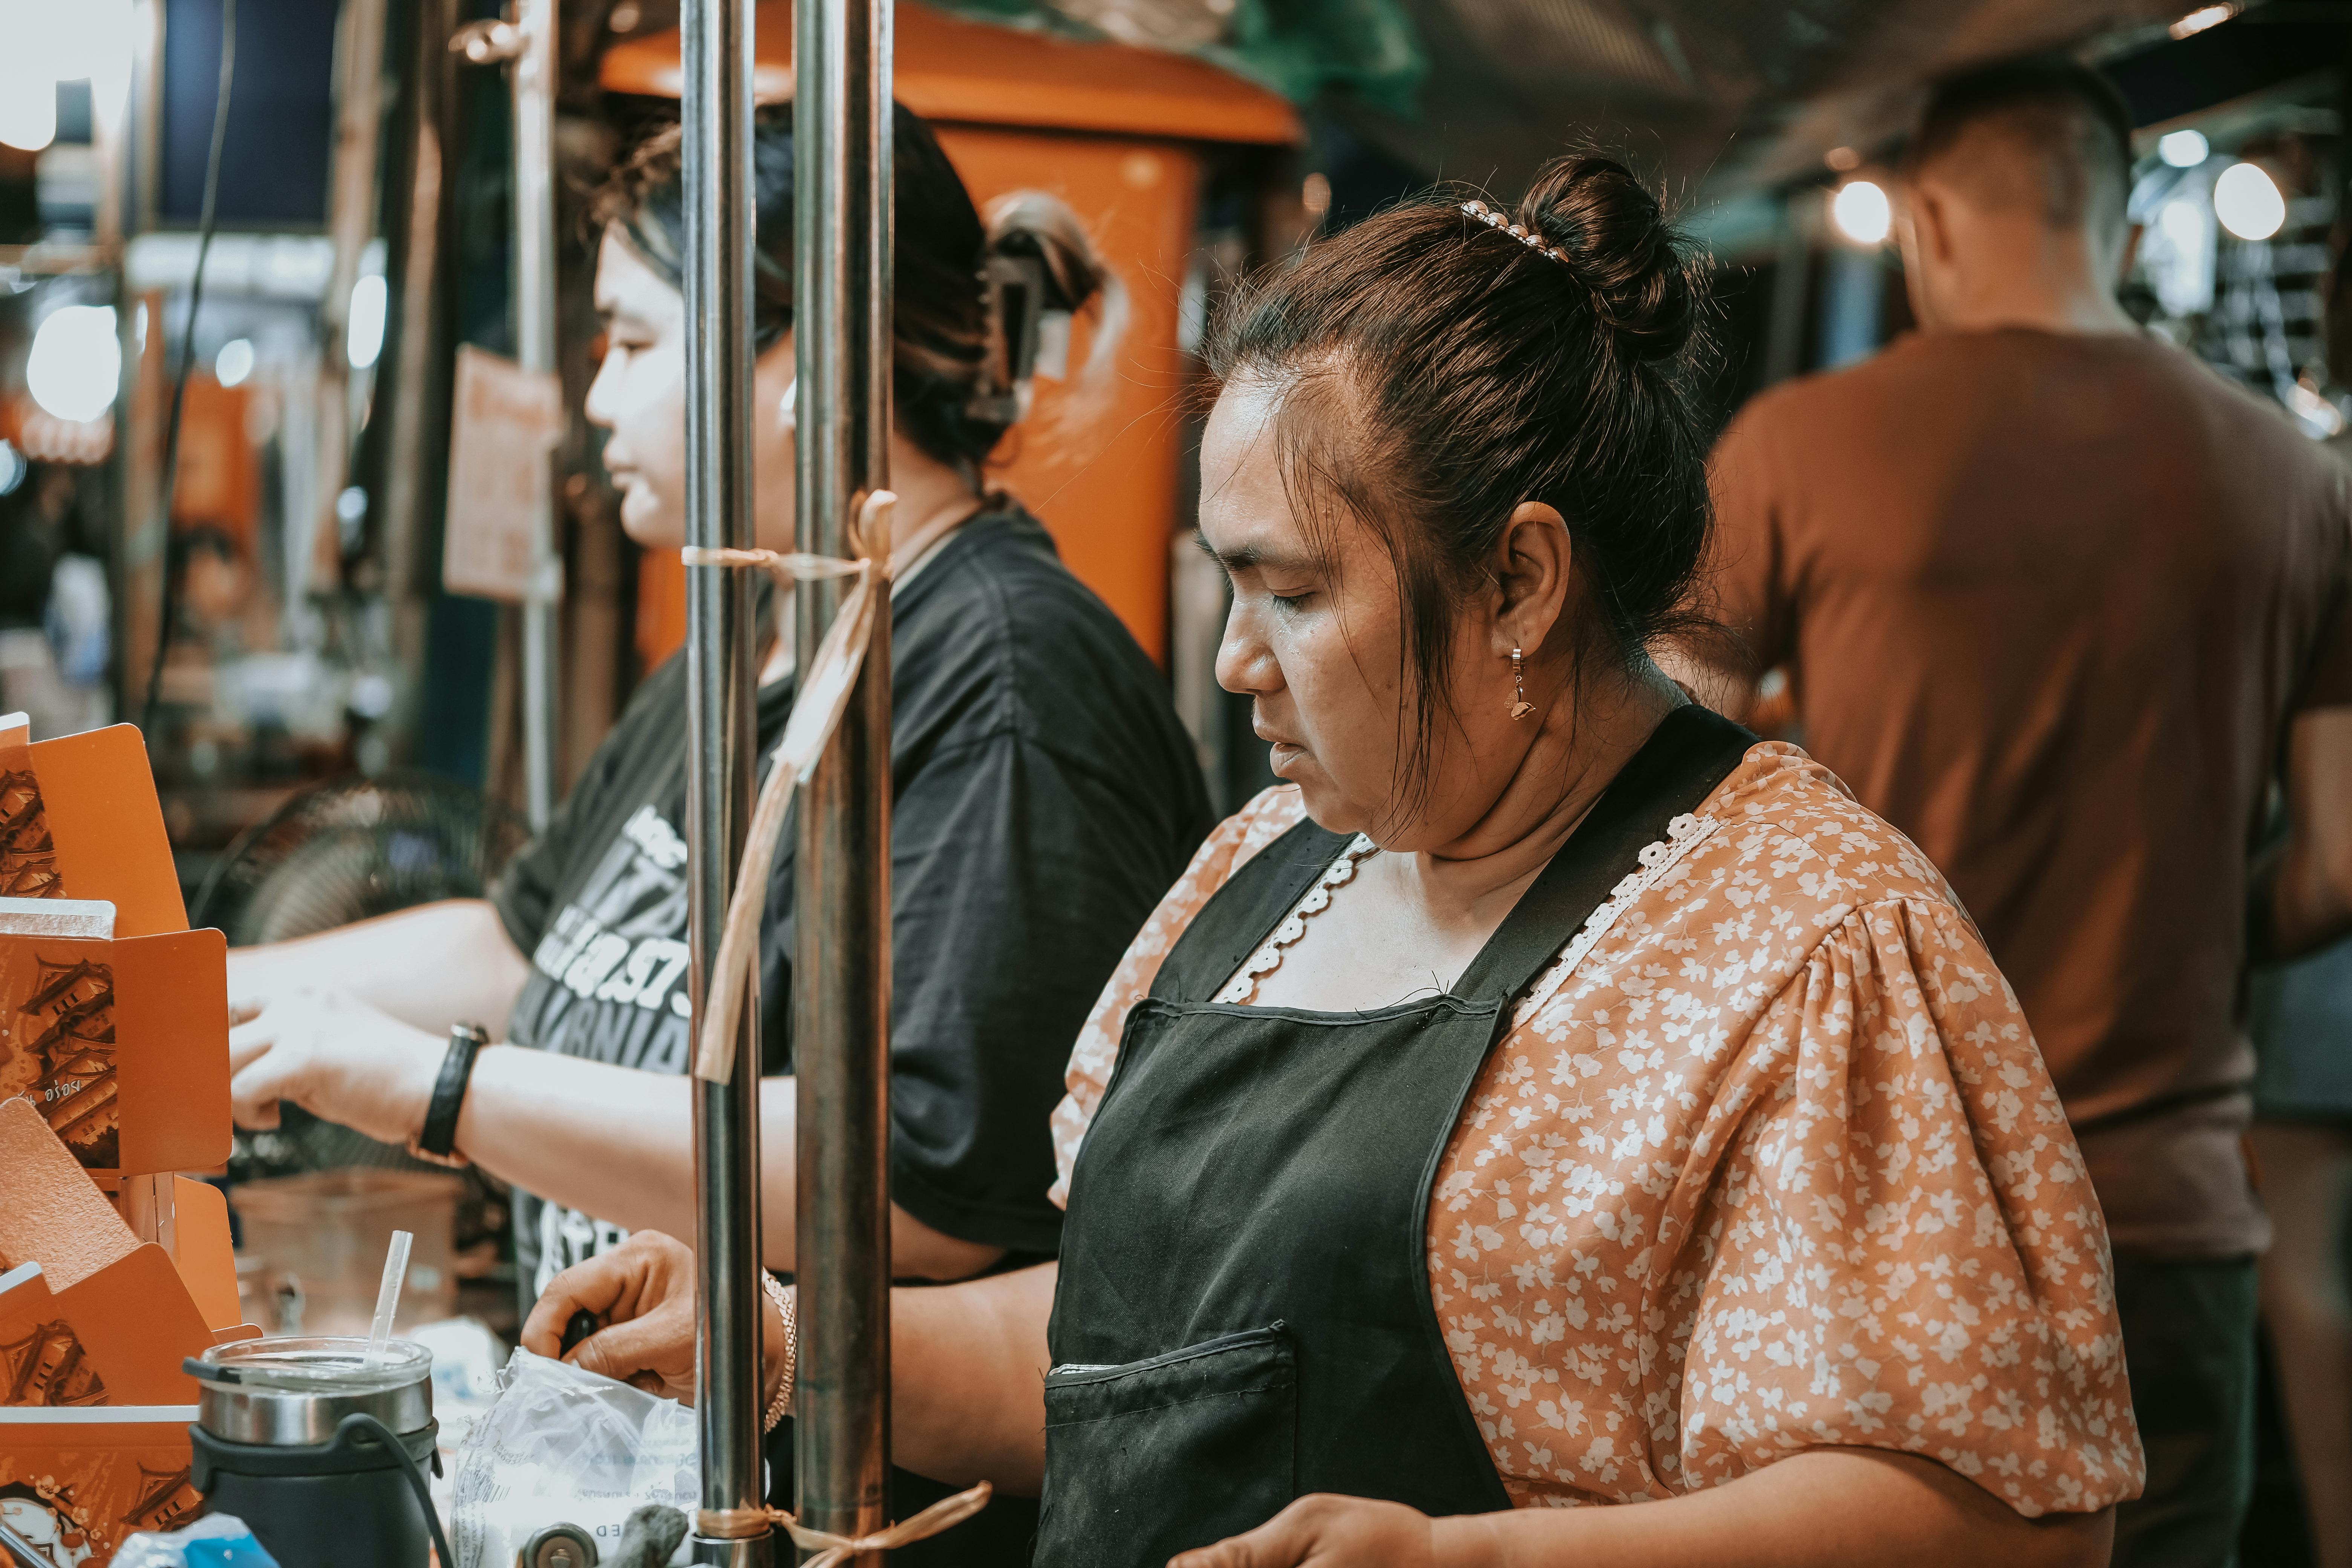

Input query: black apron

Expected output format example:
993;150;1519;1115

1037;705;1756;1566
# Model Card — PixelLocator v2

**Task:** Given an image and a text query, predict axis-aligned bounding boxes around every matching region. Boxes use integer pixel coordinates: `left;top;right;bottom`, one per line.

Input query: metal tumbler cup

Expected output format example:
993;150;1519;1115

186;1337;439;1568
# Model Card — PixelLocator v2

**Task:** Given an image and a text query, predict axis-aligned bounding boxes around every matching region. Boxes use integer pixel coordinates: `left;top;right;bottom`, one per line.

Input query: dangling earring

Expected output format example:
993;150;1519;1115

1509;648;1535;721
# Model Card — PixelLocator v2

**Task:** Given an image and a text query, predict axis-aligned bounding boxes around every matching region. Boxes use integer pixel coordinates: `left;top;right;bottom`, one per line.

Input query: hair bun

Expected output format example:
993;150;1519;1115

1515;155;1695;361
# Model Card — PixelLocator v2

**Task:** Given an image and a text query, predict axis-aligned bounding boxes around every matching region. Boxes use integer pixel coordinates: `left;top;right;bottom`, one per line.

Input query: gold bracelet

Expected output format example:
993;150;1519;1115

760;1274;796;1432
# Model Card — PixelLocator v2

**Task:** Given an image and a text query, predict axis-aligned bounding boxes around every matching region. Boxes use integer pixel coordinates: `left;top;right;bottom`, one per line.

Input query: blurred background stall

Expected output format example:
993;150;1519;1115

19;0;2346;872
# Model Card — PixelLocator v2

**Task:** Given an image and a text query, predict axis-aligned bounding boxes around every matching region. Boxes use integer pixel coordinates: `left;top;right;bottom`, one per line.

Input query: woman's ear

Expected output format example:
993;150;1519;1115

1490;501;1573;658
752;331;797;431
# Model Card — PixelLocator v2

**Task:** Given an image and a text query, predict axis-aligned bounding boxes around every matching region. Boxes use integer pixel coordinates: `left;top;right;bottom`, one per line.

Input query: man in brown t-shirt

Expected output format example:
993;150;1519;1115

1690;55;2352;1568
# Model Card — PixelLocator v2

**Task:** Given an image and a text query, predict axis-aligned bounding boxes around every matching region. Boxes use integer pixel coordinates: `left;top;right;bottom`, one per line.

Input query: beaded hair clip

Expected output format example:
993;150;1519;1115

1461;199;1573;266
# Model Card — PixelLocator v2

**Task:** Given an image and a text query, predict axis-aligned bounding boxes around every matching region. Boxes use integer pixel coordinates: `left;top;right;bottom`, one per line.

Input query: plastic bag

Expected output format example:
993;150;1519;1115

449;1348;698;1568
112;1514;283;1568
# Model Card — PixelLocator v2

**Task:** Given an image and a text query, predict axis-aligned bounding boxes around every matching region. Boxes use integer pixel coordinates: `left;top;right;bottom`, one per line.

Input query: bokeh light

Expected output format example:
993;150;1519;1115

347;277;388;370
2214;160;2286;242
2157;130;2209;168
1830;179;1891;245
26;305;122;423
216;338;256;388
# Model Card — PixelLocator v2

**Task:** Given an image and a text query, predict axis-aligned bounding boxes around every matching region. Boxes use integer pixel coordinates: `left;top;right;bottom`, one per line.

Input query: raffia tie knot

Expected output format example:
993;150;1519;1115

680;488;897;1083
697;1481;992;1565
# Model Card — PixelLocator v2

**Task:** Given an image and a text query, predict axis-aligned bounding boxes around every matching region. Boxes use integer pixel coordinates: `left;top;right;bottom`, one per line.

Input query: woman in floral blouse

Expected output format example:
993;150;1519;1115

525;154;2141;1567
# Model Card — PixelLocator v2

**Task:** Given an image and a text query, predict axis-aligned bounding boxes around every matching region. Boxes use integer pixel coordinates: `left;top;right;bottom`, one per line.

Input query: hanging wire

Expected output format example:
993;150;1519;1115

141;0;238;734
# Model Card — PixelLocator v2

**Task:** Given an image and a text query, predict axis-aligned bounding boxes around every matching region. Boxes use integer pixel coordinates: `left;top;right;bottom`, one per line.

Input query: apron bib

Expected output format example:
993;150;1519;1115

1037;705;1755;1566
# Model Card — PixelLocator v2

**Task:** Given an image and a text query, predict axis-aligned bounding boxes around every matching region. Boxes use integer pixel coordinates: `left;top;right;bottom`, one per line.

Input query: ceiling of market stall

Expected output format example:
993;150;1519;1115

586;1;2342;205
1336;0;2206;199
736;0;2331;206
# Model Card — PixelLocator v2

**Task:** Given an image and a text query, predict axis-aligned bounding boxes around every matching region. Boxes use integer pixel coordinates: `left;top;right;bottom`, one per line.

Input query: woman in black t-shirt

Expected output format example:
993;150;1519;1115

224;108;1211;1302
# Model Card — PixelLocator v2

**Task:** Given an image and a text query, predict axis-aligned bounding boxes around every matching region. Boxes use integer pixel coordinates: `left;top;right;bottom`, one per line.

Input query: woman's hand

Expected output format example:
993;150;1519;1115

227;988;444;1142
1169;1496;1435;1568
521;1230;706;1401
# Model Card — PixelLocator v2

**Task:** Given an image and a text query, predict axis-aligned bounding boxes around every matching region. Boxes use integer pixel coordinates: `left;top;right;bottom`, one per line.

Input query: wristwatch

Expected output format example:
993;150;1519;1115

407;1021;490;1168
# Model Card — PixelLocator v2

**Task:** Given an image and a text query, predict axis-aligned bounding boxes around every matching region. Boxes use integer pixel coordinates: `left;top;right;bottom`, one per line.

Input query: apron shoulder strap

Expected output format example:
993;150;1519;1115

1454;705;1756;1006
1150;815;1353;1005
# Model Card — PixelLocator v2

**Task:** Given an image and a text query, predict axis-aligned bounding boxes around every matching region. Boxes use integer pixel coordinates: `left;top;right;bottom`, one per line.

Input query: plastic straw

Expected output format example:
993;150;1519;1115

367;1229;413;1363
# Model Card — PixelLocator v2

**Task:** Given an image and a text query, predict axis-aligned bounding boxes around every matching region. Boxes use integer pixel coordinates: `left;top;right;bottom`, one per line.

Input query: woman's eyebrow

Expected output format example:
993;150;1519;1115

1194;536;1313;576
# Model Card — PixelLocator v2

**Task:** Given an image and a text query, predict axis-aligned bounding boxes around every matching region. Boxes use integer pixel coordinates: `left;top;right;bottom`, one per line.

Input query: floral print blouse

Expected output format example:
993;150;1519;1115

1049;742;2144;1519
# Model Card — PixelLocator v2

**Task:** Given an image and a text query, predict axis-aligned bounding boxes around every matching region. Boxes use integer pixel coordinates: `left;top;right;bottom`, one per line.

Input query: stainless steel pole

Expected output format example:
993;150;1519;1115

513;0;562;828
794;0;894;1550
682;0;768;1561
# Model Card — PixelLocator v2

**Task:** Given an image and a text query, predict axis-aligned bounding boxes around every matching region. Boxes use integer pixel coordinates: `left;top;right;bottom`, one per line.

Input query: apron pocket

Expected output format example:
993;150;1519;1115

1037;1323;1297;1568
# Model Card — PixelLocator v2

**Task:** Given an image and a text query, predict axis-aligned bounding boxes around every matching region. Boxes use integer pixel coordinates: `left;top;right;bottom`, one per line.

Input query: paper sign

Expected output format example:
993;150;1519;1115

444;345;565;603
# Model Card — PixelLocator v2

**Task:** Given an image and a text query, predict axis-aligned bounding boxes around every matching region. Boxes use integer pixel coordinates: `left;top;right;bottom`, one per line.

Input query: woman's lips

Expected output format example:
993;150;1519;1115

1256;726;1307;774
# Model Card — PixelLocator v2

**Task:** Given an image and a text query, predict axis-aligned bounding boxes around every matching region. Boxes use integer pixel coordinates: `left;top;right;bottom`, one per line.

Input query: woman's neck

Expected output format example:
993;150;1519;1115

758;448;987;685
1398;660;1686;925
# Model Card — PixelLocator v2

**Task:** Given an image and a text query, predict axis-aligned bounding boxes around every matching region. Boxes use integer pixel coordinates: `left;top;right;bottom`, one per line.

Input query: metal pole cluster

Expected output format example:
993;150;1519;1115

681;0;766;1561
794;0;896;1550
683;0;894;1560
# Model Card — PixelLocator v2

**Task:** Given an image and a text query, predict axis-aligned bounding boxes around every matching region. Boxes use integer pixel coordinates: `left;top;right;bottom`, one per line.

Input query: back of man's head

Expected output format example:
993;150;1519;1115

1905;53;2134;241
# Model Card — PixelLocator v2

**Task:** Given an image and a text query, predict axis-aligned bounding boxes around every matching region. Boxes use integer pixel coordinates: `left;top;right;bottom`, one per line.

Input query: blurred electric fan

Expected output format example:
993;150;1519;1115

193;772;530;1181
193;770;531;945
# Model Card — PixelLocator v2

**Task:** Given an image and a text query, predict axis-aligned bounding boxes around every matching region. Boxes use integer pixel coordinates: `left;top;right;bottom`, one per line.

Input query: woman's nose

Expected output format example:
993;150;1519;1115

583;351;621;431
1214;602;1279;698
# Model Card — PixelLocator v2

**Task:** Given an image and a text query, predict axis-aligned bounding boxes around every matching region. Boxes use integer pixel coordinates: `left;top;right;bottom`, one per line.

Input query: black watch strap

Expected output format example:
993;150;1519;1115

415;1021;490;1162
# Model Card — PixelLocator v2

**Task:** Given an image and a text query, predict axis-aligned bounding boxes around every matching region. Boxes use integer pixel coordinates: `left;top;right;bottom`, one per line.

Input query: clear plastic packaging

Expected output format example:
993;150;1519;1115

449;1348;698;1568
111;1513;284;1568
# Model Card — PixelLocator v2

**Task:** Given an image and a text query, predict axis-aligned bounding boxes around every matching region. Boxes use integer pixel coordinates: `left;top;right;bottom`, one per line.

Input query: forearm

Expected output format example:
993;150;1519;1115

226;899;531;1034
876;1261;1056;1494
1430;1449;2110;1568
455;1049;1001;1280
2263;708;2352;960
2265;862;2352;962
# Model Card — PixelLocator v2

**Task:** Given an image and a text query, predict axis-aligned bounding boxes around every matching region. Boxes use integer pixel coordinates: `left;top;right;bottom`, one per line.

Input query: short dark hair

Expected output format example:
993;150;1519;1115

591;103;1122;475
1205;153;1713;817
1906;52;2135;230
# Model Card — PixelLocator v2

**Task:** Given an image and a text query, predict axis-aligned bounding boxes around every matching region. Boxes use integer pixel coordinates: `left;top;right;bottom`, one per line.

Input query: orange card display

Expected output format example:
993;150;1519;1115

166;1179;240;1333
0;721;186;940
0;1255;210;1408
0;929;228;1181
0;1100;136;1295
0;1103;217;1412
0;1407;204;1564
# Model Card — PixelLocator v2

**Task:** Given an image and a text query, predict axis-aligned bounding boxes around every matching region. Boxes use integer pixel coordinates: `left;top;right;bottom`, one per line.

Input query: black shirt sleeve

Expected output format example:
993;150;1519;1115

489;813;571;960
874;730;1187;1254
491;654;683;956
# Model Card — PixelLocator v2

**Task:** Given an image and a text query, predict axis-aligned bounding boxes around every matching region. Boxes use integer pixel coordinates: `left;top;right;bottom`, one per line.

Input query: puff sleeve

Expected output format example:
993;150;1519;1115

1676;896;2143;1516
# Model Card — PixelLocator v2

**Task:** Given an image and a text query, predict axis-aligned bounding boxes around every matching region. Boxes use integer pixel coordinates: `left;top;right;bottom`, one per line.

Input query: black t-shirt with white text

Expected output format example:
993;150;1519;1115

492;504;1212;1297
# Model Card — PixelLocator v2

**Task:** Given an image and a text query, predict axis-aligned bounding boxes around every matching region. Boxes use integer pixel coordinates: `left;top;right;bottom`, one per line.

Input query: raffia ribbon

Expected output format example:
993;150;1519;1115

697;1480;993;1564
683;488;896;1084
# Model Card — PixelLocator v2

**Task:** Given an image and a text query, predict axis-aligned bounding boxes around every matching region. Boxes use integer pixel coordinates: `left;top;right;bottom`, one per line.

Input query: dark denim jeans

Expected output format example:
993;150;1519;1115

2112;1254;2259;1568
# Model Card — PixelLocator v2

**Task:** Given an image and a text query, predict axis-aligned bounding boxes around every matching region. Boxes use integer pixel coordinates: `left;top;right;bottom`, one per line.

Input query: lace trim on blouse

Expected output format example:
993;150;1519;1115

1510;810;1720;1025
1212;833;1379;1003
1209;811;1722;1013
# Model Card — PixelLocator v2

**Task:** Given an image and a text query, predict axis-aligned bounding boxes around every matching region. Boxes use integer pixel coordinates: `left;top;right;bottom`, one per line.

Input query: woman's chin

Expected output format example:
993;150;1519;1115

1276;758;1362;835
619;496;684;550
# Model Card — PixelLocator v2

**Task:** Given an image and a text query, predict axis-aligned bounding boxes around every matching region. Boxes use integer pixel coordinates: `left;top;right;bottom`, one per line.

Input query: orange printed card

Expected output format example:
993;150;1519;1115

0;1256;211;1408
0;720;186;940
0;1407;203;1565
0;929;228;1182
0;1102;219;1412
